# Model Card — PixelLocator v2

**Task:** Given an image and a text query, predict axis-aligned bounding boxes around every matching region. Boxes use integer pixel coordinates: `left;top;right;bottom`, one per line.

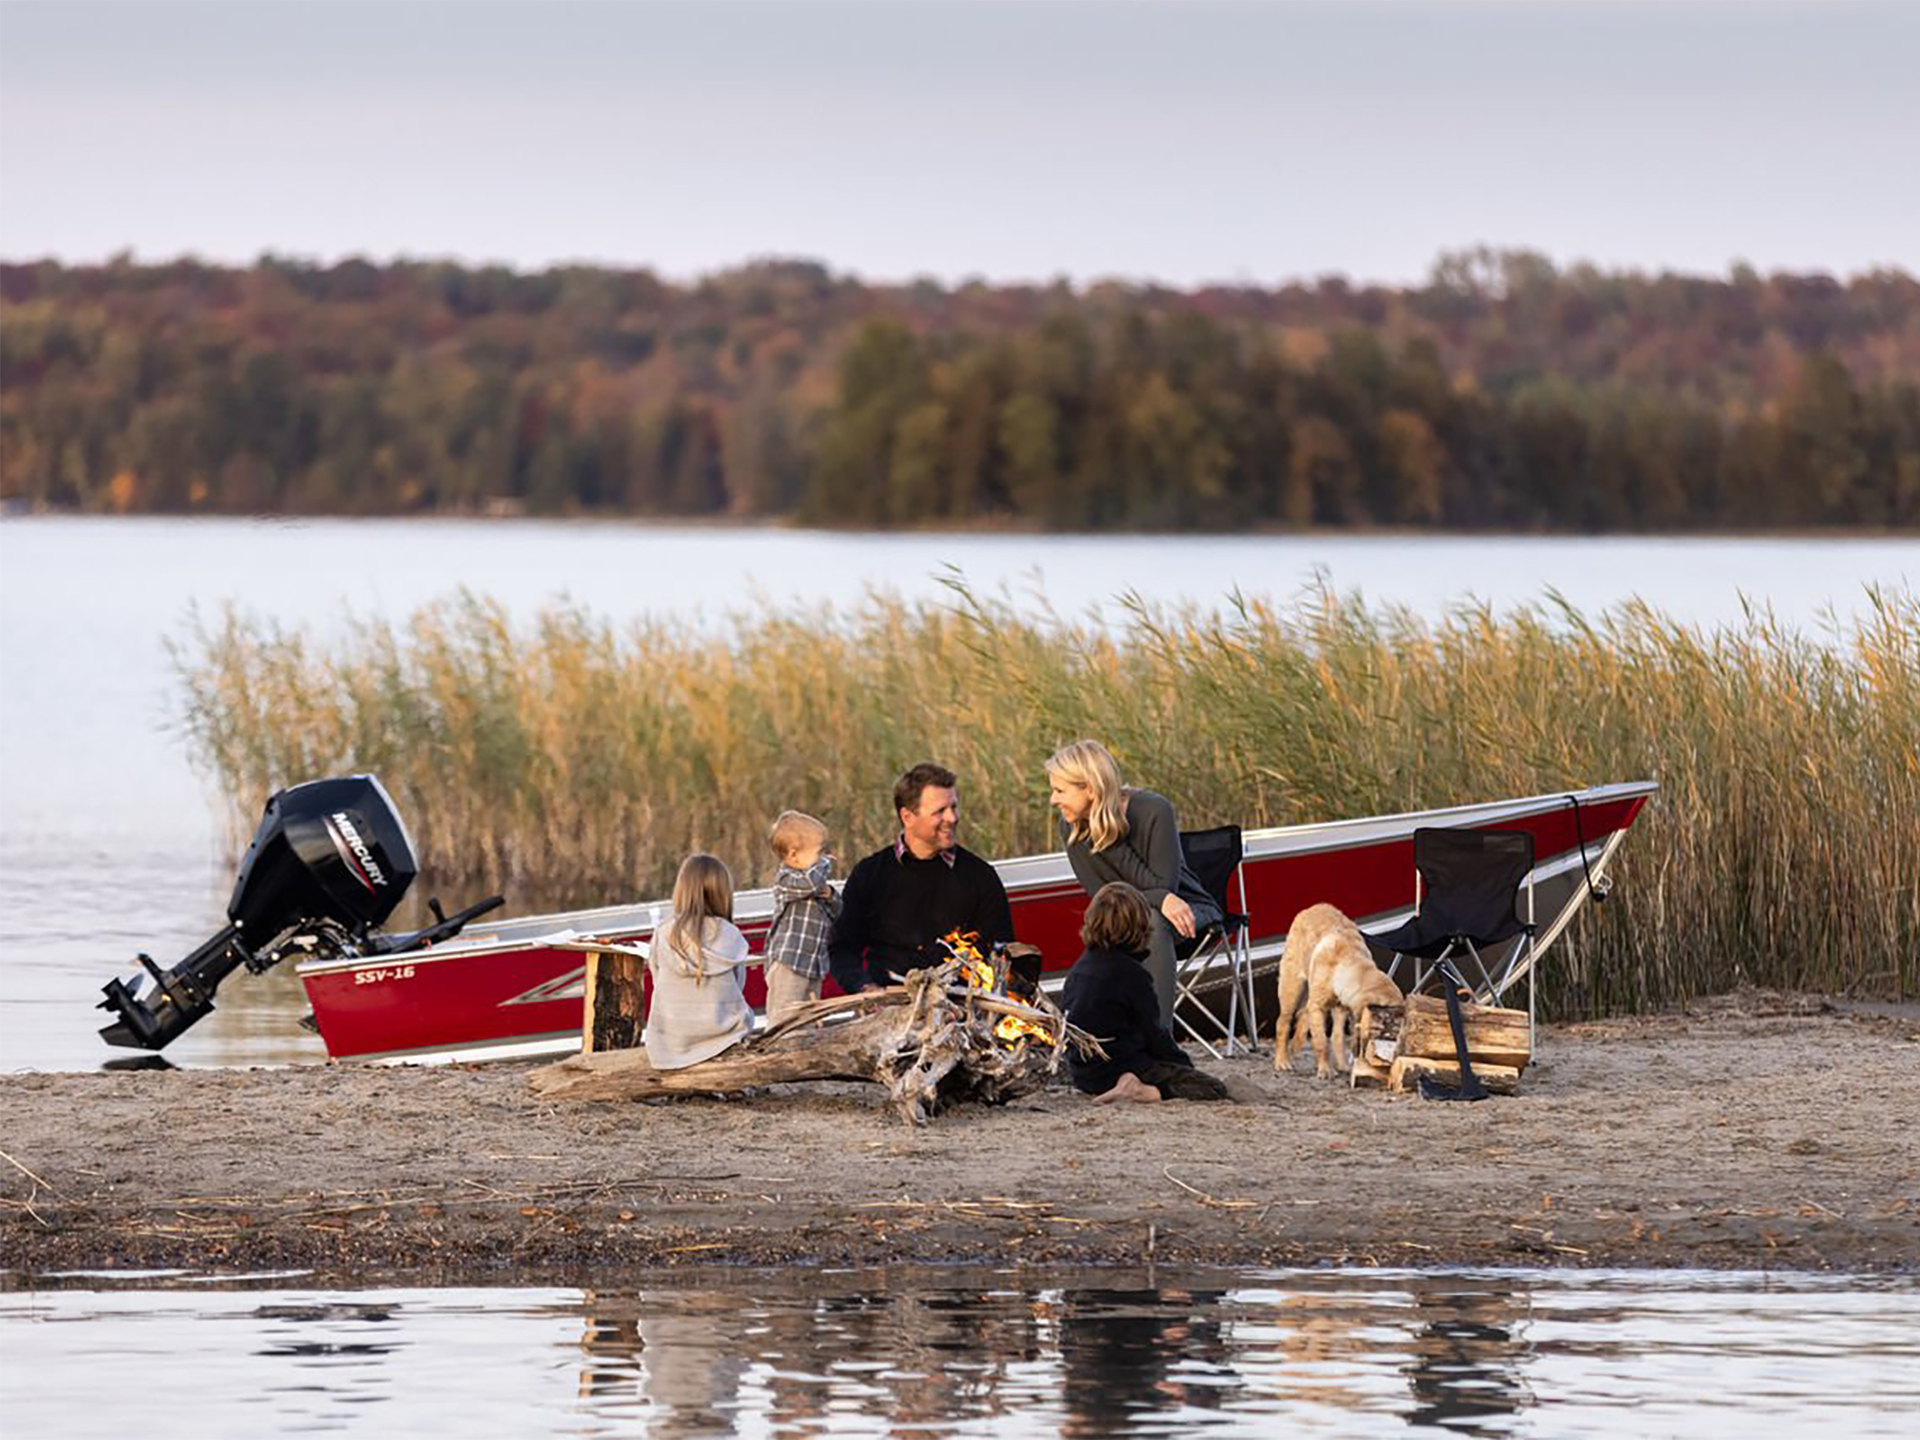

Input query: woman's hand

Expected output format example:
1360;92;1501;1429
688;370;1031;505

1161;893;1197;940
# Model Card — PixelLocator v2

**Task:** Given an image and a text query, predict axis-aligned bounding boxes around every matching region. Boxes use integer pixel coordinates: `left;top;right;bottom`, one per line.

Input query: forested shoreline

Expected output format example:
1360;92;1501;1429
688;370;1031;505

4;249;1917;529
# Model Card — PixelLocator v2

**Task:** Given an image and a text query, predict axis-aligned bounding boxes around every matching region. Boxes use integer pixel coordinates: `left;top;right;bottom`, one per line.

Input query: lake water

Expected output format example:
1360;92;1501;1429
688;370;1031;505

0;516;1913;1073
4;1266;1917;1437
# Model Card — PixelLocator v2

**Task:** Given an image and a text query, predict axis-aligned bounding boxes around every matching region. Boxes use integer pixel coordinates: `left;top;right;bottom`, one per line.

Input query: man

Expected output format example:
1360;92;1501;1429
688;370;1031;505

828;761;1016;993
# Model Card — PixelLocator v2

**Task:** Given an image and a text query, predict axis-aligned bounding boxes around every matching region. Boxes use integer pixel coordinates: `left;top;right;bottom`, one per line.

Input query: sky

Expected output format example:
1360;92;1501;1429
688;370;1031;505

1;0;1915;289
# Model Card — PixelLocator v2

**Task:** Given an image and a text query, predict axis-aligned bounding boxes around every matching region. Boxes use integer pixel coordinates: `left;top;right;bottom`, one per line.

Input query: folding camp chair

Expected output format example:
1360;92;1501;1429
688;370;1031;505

1170;825;1258;1059
1367;826;1539;1044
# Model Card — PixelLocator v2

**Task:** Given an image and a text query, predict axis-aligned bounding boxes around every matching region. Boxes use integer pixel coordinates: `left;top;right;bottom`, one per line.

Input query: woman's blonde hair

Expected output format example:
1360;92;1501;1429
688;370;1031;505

663;853;734;979
1046;739;1130;852
1081;881;1152;952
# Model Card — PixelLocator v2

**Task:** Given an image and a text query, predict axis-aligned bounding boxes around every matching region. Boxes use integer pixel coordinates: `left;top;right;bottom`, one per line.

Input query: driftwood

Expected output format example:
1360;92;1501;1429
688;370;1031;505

529;960;1104;1126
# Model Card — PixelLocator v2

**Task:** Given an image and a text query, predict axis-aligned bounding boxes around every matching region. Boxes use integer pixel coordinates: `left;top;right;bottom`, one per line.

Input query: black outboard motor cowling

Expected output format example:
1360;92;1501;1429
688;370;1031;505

228;776;418;938
98;775;501;1051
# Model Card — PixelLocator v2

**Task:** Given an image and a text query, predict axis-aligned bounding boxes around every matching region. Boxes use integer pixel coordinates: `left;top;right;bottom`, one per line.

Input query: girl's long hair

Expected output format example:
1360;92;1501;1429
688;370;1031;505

1046;739;1131;852
663;853;734;979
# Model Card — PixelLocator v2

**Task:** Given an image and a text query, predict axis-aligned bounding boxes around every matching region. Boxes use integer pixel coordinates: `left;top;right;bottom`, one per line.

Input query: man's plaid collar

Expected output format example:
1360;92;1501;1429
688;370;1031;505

893;834;957;868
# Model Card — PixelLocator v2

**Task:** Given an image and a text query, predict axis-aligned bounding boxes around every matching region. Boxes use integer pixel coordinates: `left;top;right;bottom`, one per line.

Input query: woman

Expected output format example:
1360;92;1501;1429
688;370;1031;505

1061;881;1229;1103
1046;739;1222;1028
644;853;754;1070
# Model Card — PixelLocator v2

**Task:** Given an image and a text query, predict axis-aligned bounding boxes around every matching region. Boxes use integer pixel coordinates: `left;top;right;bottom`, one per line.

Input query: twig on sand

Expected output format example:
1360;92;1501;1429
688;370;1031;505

1;1148;58;1195
1;1147;58;1227
1162;1166;1258;1210
0;1196;51;1227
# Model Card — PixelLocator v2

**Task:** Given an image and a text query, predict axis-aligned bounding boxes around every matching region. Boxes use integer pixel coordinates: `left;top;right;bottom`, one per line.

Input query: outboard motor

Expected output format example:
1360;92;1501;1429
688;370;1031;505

98;775;503;1050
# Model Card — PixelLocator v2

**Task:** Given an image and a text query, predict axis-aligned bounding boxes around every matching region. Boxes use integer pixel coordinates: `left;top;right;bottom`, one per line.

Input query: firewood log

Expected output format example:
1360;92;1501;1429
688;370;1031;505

1387;1055;1522;1096
1349;1053;1389;1089
1396;995;1531;1070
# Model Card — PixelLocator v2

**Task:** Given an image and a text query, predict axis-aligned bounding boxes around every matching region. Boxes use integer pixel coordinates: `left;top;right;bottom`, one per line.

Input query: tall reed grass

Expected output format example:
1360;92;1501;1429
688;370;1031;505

172;578;1919;1018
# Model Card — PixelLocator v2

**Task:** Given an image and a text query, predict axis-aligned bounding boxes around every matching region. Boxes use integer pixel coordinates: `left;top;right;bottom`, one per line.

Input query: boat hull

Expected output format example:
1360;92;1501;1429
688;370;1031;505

300;782;1655;1064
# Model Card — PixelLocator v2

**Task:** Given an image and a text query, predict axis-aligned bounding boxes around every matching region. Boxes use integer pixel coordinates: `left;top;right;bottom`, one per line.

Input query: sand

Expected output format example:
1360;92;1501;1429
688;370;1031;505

3;990;1916;1281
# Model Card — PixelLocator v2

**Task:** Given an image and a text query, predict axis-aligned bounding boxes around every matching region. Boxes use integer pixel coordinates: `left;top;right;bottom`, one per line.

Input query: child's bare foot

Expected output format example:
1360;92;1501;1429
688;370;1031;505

1094;1071;1163;1104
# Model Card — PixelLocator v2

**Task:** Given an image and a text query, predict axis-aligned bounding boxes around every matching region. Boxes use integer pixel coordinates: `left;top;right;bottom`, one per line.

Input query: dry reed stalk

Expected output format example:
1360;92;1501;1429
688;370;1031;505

172;580;1920;1015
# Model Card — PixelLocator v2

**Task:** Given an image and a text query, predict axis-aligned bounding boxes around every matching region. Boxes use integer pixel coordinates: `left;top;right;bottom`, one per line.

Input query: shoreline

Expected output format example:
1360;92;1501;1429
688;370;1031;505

4;991;1916;1281
5;507;1919;542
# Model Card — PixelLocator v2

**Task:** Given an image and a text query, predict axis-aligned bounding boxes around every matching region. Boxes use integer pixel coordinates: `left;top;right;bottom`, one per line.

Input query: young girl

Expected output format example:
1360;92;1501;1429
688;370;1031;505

644;853;753;1070
1061;881;1228;1103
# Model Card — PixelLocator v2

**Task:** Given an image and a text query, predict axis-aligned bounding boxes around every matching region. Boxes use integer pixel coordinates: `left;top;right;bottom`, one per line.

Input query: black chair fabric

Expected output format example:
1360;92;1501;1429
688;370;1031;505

1173;825;1245;958
1367;827;1534;961
1169;824;1257;1056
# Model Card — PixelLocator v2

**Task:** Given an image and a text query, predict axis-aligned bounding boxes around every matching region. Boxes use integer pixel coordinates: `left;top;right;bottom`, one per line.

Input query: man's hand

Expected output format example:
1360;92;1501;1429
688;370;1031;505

1162;893;1197;940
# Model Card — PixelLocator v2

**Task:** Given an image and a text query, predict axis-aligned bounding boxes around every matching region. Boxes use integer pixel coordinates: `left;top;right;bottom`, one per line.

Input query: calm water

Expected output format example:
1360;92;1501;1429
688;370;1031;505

0;516;1913;1072
4;1266;1917;1437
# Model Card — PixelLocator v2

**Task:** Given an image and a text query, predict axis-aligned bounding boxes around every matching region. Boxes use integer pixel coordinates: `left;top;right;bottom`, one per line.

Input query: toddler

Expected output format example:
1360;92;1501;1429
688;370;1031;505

764;810;840;1020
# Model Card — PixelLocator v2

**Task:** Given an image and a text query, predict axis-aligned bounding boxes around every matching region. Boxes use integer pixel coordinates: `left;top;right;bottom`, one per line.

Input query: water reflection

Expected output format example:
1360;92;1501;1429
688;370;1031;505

1402;1279;1535;1436
7;1267;1920;1438
569;1273;1549;1435
1059;1285;1237;1434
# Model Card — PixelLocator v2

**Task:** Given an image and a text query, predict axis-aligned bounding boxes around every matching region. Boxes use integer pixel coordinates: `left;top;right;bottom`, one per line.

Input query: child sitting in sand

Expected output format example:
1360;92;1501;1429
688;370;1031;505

644;853;754;1069
1061;881;1229;1103
763;810;841;1020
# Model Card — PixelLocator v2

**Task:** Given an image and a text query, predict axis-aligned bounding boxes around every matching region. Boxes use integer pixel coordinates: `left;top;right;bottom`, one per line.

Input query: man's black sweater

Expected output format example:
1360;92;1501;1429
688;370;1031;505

827;841;1015;992
1060;945;1193;1095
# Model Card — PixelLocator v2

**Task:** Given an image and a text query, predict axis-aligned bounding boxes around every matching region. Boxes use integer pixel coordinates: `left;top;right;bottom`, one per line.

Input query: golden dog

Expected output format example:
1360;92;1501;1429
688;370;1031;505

1274;903;1404;1079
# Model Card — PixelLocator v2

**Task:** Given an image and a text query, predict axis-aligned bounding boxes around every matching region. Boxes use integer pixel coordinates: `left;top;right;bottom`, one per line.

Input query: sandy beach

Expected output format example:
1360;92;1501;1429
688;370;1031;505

4;989;1916;1281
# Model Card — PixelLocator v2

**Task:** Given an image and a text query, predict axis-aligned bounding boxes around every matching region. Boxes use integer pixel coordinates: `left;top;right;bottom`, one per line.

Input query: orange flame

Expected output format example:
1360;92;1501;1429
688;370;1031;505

942;929;1054;1048
994;1012;1053;1046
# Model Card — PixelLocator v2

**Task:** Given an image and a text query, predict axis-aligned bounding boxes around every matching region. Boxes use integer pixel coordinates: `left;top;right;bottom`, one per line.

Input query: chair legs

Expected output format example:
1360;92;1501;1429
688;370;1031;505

1388;933;1536;1024
1173;928;1259;1060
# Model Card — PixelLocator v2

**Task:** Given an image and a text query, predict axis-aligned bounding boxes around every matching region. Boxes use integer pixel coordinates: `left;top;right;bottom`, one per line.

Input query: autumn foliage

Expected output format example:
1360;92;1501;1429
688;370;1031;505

3;249;1916;529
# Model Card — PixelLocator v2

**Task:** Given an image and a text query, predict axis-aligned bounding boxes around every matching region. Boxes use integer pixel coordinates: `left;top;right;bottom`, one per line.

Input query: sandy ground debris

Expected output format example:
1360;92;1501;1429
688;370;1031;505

3;990;1916;1280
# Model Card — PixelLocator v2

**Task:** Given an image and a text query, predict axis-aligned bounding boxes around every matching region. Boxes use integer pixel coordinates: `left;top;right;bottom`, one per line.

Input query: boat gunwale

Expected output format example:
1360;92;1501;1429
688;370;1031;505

296;781;1656;978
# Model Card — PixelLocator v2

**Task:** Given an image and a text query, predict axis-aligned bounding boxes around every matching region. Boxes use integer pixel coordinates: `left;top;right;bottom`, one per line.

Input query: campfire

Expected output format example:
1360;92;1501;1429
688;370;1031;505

532;937;1103;1125
938;930;1056;1048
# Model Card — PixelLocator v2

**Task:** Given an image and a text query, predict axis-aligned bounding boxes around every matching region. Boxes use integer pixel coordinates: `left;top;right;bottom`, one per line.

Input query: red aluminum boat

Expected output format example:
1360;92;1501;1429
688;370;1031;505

296;781;1656;1064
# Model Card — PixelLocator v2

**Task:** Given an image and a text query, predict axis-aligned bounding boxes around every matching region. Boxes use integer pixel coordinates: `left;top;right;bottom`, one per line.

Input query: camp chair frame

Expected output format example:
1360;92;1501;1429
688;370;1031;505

1376;826;1540;1048
1170;825;1259;1059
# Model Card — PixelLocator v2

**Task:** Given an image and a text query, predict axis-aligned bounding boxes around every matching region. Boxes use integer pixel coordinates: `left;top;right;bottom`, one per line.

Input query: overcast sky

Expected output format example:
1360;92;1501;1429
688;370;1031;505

1;0;1914;287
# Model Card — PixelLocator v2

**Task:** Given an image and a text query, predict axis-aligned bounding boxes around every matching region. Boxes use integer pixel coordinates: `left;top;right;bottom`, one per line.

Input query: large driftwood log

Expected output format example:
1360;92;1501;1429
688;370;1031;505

529;961;1102;1126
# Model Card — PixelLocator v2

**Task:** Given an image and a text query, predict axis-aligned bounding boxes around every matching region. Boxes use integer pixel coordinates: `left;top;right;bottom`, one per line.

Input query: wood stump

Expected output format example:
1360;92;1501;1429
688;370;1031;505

582;950;647;1054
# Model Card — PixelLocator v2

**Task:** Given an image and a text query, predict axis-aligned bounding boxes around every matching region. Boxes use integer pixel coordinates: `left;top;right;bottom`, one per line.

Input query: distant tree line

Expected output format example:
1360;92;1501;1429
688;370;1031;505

3;248;1916;529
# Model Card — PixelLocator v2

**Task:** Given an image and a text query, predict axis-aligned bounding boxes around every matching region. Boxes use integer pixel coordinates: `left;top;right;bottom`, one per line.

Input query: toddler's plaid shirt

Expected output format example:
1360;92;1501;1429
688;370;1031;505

765;856;840;980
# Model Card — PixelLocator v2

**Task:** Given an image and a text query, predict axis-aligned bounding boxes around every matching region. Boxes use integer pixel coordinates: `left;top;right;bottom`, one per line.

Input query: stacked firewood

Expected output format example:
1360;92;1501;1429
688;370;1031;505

529;956;1103;1127
1352;995;1533;1095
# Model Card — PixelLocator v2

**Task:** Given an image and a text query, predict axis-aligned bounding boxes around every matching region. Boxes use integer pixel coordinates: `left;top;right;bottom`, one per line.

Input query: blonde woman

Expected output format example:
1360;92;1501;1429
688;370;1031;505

644;853;754;1070
1045;739;1222;1027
